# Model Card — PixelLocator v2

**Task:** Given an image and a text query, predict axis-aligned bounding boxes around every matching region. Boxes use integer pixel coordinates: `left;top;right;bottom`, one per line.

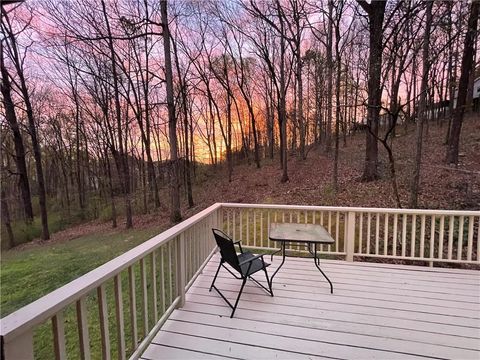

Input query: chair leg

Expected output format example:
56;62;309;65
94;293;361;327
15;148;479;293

209;261;222;292
230;277;247;318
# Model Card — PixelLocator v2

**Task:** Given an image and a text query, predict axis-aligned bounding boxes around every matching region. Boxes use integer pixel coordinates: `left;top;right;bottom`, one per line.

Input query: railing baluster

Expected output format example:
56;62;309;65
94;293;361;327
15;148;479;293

151;252;158;323
168;242;173;306
185;232;189;281
411;215;417;257
439;216;445;260
358;213;363;254
246;210;250;246
205;217;209;259
227;209;230;236
114;274;126;360
367;213;371;255
140;258;148;336
160;247;166;313
335;212;340;253
76;297;91;360
97;284;111;360
267;211;271;249
402;214;407;257
233;211;236;241
128;266;138;350
176;234;186;307
240;210;243;242
420;215;426;258
384;213;389;255
457;215;464;260
467;216;474;261
448;215;454;260
429;216;435;262
328;212;332;252
375;213;380;255
254;211;257;247
319;211;323;252
289;212;293;251
198;225;202;271
392;213;398;257
52;312;66;360
190;230;194;279
260;211;264;247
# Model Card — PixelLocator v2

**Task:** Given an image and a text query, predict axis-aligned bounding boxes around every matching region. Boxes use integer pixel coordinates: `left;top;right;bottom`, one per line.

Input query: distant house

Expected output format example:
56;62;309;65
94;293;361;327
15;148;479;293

453;76;480;111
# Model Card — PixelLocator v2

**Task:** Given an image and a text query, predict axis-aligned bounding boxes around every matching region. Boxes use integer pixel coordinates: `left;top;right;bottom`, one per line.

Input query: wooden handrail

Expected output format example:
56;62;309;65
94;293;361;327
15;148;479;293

221;203;480;216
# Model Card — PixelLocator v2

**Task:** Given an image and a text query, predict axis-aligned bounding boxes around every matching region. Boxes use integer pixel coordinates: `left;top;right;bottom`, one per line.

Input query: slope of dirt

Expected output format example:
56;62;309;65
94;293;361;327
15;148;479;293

201;115;480;210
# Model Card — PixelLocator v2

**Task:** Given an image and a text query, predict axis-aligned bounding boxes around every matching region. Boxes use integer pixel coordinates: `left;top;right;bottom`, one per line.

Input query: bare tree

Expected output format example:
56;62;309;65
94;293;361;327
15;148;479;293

161;0;181;222
357;0;386;181
2;8;50;239
0;40;34;223
410;0;433;208
446;0;479;164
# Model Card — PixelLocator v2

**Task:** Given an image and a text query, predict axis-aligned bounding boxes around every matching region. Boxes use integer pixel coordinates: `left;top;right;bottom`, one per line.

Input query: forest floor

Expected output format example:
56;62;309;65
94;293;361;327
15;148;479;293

1;115;479;318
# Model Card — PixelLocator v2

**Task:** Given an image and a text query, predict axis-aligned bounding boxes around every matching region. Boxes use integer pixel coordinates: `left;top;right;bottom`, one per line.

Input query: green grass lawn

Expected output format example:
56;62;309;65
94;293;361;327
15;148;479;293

1;226;163;318
1;225;170;359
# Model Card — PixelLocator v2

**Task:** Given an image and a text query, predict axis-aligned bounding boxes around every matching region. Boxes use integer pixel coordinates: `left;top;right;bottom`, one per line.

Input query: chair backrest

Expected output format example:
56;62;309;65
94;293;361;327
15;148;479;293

212;229;241;272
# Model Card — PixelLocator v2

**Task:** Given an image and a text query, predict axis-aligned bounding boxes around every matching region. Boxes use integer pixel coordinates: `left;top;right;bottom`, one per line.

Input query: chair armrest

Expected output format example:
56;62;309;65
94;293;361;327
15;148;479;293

233;240;244;253
238;253;265;266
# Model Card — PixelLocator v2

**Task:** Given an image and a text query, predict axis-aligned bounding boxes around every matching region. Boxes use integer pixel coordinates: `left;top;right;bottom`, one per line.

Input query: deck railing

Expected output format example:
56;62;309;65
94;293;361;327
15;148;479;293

1;203;479;359
221;204;480;264
0;203;221;360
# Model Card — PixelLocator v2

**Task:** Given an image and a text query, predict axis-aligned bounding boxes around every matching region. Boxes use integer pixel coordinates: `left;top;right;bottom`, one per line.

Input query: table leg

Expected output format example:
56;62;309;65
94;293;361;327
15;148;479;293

314;243;333;294
269;242;286;288
307;243;315;257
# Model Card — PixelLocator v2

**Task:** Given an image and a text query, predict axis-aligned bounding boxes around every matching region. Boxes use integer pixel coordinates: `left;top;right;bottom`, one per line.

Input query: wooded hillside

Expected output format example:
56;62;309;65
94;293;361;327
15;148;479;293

1;0;479;249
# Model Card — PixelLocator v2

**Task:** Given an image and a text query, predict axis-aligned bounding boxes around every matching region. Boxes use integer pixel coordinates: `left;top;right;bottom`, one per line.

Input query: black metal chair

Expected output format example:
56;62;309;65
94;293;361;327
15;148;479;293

210;229;274;318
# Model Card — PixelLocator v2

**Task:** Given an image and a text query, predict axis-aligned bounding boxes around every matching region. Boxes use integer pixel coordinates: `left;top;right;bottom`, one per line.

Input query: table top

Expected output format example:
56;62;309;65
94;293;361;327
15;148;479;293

269;223;335;244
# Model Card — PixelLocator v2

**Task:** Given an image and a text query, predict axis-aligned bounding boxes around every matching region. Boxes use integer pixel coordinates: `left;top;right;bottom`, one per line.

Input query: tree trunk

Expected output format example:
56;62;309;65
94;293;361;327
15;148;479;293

296;30;305;160
172;37;194;207
101;0;133;228
446;0;479;164
1;189;15;249
161;0;182;222
0;44;34;224
325;0;334;152
105;150;117;228
333;5;343;193
278;1;289;183
358;1;386;181
2;10;50;239
409;0;433;208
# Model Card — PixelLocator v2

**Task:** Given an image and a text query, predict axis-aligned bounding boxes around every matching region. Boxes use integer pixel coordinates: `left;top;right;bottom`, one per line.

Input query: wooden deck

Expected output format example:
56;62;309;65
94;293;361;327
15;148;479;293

141;255;480;360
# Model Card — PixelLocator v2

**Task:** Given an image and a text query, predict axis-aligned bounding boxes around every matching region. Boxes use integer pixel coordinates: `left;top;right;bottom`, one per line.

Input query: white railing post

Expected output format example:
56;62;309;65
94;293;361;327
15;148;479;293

2;331;34;360
176;234;186;308
346;211;356;262
214;206;221;230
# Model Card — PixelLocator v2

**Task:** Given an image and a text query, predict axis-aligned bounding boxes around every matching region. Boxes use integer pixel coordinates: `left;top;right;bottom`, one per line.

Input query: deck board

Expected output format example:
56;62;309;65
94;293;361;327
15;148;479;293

142;256;480;359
